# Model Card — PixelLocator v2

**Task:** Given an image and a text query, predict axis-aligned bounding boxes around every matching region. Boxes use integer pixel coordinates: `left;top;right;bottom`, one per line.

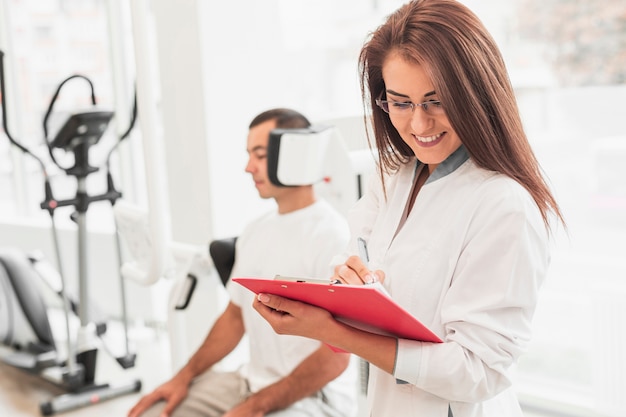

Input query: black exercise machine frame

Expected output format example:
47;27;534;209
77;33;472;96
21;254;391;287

0;49;141;415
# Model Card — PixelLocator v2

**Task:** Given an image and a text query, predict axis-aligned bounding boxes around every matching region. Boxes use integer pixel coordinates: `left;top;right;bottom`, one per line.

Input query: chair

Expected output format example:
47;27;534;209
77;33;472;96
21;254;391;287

208;237;238;287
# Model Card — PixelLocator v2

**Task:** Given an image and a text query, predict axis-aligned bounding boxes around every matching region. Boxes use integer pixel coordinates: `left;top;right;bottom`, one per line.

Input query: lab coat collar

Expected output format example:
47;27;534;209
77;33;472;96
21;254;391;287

422;145;469;184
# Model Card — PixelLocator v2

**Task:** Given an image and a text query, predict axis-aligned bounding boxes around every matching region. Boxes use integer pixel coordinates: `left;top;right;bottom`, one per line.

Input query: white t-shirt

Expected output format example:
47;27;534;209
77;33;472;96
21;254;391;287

227;199;356;406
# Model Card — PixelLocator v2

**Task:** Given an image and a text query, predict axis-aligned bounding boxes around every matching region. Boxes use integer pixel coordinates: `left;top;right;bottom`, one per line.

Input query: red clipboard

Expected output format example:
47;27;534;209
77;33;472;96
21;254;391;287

233;276;442;346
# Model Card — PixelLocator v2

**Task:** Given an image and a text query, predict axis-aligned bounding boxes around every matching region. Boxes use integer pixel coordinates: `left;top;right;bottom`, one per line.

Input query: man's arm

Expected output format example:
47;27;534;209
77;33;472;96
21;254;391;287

176;301;245;380
128;302;245;417
226;345;351;416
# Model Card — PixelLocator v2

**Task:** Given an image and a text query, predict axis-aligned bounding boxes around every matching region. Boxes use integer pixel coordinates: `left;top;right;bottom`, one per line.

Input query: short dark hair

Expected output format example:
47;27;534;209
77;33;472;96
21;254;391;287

249;108;311;130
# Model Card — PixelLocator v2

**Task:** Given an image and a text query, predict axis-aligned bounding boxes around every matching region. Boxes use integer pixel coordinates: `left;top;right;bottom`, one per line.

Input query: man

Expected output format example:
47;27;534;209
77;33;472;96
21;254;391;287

128;108;356;417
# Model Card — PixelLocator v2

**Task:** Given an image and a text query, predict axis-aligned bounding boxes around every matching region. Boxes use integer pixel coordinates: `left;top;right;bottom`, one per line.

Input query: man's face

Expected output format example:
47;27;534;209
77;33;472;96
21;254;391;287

245;119;288;200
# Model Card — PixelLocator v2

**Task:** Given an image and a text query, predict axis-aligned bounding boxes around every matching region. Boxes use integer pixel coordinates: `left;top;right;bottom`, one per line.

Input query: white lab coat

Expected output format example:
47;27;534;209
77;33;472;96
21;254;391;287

338;153;550;417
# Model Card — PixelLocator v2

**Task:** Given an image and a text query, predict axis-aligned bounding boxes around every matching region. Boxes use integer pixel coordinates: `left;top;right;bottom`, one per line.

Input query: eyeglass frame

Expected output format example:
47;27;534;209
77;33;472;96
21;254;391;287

375;93;444;116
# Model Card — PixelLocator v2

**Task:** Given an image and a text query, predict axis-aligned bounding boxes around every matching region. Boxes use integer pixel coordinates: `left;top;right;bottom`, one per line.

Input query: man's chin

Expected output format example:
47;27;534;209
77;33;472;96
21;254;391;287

256;190;272;199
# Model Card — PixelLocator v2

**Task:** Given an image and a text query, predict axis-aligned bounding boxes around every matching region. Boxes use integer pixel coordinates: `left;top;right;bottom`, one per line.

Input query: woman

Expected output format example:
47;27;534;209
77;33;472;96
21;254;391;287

254;1;565;415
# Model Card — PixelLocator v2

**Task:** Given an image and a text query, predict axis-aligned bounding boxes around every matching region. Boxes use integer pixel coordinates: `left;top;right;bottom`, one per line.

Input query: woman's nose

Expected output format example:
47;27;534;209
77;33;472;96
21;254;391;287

410;106;434;133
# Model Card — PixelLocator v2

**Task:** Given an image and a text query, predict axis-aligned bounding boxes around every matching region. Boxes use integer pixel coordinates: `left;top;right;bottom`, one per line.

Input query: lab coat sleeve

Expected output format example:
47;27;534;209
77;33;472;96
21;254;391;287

394;180;550;402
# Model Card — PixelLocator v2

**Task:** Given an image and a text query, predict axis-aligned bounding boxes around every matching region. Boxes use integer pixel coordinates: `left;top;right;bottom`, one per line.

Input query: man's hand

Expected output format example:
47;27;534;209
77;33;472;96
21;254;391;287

127;374;191;417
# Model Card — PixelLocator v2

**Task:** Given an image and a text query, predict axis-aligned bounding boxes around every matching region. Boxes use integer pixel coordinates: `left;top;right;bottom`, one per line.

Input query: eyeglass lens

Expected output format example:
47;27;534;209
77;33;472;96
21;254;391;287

377;99;443;116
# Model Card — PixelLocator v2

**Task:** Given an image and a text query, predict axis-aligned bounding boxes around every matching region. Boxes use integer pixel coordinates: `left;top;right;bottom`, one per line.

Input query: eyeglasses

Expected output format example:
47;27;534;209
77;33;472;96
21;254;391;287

375;98;444;117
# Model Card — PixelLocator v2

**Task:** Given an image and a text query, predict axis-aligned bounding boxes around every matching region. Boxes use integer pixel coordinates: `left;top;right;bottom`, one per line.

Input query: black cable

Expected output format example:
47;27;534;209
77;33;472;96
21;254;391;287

0;50;48;175
104;84;137;203
42;74;96;139
105;85;137;171
117;86;137;143
41;74;97;167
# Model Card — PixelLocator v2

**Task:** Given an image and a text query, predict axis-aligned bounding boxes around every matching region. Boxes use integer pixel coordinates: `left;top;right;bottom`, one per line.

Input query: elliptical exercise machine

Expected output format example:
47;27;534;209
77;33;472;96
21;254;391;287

0;49;141;415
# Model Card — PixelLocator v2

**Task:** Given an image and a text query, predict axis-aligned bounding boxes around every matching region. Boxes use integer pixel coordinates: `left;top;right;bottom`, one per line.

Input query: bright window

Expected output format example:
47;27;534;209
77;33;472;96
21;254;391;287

0;0;135;230
469;1;626;415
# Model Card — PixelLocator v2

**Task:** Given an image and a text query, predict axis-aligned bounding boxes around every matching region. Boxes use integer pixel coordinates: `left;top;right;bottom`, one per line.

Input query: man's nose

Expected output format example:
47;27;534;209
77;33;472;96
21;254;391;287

245;158;255;173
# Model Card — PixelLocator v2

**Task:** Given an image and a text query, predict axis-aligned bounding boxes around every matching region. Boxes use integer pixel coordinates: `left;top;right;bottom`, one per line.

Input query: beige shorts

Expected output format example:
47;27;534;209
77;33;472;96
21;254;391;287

140;370;350;417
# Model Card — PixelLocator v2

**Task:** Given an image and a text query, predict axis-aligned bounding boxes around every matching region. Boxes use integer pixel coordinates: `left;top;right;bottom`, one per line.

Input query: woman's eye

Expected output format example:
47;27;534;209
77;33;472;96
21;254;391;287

423;100;442;112
391;101;412;110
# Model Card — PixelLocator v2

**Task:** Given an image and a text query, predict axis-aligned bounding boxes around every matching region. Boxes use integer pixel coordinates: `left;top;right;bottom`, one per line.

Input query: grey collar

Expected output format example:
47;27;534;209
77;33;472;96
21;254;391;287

420;145;469;184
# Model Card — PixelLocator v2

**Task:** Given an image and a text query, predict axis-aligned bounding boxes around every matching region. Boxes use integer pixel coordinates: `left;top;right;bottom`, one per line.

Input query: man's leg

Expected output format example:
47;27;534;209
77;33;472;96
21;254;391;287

140;371;248;417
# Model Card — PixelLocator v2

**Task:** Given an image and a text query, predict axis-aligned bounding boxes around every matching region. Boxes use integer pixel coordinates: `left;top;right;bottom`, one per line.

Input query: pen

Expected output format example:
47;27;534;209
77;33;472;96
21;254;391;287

357;237;378;284
357;237;369;267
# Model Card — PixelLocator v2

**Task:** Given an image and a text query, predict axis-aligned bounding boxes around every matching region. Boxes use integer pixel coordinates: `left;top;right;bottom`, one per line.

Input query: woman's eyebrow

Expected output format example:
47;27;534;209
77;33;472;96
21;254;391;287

386;89;410;98
386;89;437;99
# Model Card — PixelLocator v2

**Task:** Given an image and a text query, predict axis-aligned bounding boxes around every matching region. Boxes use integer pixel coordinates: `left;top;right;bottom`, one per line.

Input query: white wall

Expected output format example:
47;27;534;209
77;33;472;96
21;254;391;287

194;0;368;239
0;0;374;324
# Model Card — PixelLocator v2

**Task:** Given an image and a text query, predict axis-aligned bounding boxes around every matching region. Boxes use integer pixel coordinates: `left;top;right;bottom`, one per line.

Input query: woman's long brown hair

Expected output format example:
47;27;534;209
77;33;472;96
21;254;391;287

359;0;564;230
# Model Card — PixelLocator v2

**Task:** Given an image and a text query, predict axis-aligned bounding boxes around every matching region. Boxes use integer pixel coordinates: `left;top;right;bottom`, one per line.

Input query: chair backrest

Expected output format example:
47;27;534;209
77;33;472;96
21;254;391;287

208;237;237;287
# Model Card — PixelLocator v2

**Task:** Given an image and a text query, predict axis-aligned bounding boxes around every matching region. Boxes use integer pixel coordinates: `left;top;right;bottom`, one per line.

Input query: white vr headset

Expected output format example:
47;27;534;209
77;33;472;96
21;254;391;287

267;125;335;187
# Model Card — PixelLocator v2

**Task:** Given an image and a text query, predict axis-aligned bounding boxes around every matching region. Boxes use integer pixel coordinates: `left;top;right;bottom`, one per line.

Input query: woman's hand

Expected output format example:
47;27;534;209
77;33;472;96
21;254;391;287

332;255;385;285
253;293;334;340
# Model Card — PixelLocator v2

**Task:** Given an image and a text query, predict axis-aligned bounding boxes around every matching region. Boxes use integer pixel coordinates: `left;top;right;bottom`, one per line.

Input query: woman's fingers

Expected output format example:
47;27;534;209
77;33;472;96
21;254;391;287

336;255;377;284
253;293;330;340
